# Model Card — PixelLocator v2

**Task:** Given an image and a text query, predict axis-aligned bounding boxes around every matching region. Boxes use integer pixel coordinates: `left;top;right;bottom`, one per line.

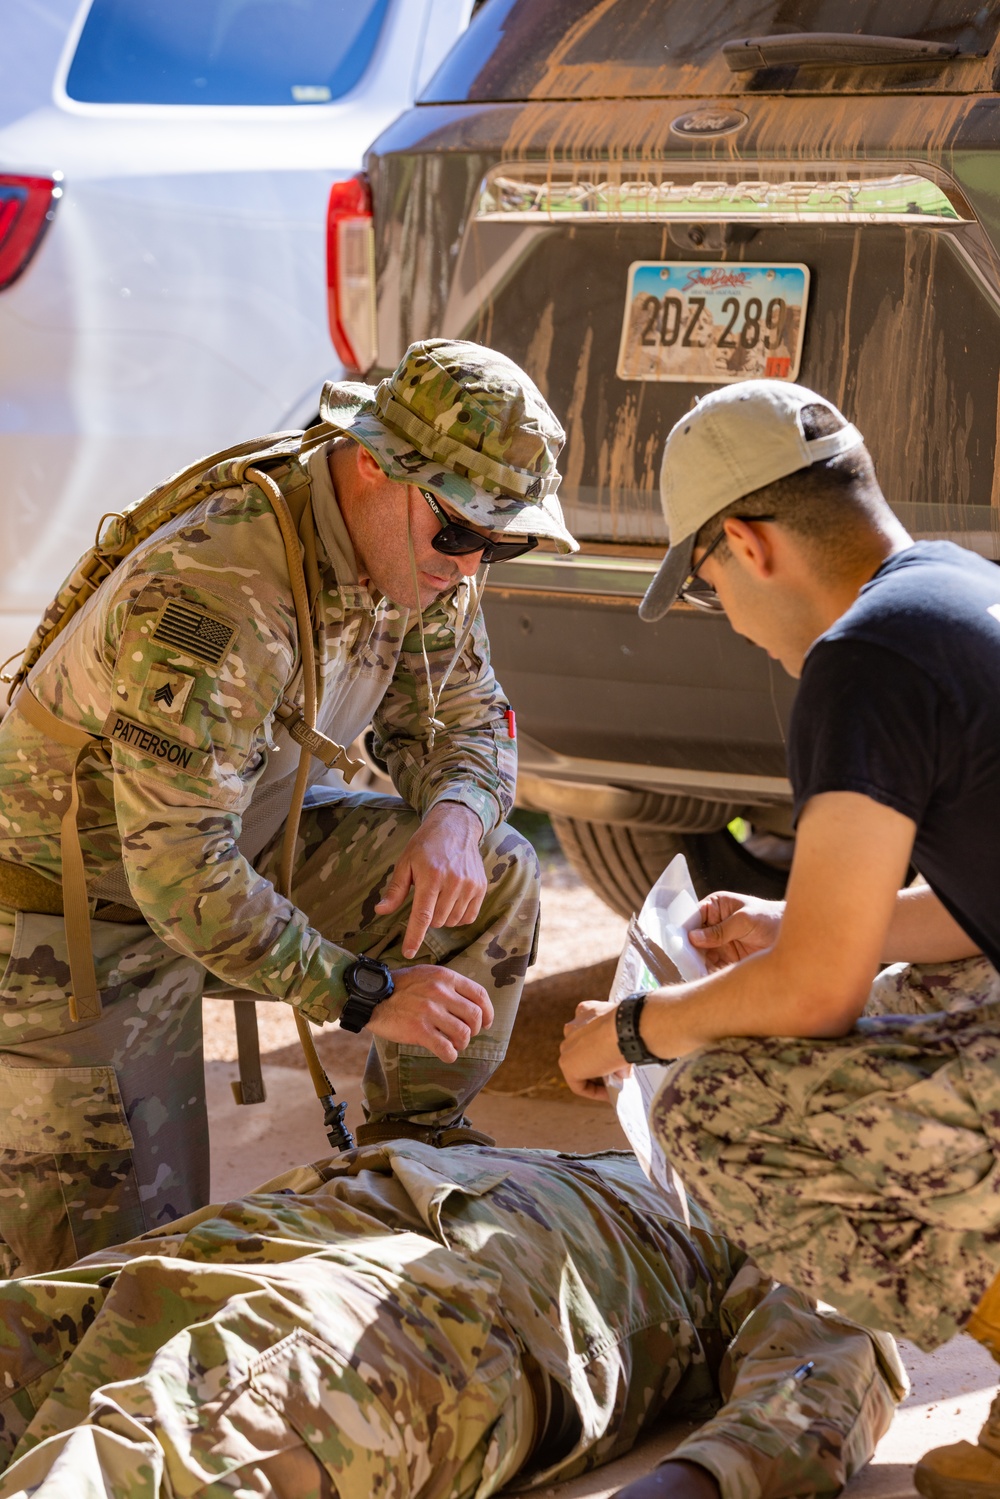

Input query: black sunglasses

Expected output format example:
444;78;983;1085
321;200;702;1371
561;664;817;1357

679;515;776;612
420;490;538;565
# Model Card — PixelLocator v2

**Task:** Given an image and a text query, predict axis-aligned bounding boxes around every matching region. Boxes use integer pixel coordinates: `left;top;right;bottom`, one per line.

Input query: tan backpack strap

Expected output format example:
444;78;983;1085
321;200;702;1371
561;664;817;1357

60;743;102;1023
14;686;94;752
244;467;352;1138
297;491;323;611
273;703;364;780
11;690;101;1023
5;430;305;703
231;998;267;1106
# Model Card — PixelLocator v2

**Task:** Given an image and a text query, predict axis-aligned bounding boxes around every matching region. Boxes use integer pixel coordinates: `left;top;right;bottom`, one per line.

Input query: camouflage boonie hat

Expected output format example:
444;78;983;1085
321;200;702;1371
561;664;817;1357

318;338;578;553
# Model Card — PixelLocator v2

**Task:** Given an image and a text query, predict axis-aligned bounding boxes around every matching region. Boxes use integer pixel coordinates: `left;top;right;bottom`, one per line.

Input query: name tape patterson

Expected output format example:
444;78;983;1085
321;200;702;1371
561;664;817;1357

103;712;209;772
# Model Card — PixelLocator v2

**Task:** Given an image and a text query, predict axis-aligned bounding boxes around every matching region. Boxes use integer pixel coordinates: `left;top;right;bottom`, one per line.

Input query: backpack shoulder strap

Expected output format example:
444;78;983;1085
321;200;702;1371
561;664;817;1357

4;430;305;702
7;434;359;1136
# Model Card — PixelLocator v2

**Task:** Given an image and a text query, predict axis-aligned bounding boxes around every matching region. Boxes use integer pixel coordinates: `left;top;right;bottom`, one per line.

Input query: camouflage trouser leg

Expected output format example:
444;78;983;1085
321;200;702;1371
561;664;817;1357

0;908;207;1277
256;789;540;1128
651;955;1000;1350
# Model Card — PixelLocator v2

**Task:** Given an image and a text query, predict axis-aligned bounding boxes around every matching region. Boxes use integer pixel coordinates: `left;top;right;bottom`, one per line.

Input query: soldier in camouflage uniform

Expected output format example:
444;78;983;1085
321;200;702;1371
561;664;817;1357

0;339;575;1278
558;381;1000;1498
0;1142;904;1499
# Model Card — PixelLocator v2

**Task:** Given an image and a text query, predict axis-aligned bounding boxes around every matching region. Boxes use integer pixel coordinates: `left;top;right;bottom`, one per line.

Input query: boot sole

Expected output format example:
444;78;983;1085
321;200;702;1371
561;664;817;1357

915;1462;1000;1499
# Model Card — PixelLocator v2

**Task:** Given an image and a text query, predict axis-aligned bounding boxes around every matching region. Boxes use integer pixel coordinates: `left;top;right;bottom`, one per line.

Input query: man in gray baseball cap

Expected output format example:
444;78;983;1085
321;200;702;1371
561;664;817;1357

638;380;865;624
560;379;1000;1499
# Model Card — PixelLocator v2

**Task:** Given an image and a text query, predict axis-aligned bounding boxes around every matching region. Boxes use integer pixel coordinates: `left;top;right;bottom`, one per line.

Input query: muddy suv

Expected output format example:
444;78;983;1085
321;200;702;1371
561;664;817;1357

351;0;1000;913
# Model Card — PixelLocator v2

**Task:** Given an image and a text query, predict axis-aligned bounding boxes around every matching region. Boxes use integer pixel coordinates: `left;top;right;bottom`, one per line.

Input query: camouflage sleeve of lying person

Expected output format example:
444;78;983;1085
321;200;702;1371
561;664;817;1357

101;571;362;1021
371;585;517;839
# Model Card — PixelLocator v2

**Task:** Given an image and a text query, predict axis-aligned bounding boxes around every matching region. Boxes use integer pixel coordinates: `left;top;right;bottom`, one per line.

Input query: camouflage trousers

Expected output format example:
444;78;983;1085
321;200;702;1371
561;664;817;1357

255;790;540;1127
0;790;539;1277
0;1144;902;1499
652;955;1000;1351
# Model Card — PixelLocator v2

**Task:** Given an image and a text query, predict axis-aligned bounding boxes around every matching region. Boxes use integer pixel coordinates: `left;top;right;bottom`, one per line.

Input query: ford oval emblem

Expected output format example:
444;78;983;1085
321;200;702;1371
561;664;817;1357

670;108;748;139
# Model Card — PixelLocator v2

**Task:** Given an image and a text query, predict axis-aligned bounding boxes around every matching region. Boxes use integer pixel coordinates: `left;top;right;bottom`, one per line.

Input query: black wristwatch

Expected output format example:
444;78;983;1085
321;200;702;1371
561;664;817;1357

615;992;662;1066
340;957;395;1033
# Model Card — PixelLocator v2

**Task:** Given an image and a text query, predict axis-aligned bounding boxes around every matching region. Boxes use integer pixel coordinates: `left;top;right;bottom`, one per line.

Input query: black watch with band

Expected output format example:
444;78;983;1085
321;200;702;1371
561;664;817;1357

615;991;662;1066
339;957;395;1033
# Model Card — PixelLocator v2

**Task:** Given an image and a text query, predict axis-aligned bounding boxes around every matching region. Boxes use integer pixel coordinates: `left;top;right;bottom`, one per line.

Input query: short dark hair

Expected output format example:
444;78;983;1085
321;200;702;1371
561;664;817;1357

694;404;888;572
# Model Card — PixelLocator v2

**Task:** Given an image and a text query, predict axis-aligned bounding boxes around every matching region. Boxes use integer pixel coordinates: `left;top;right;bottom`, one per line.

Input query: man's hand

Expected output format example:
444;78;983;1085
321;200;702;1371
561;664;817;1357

375;802;487;959
363;964;494;1062
559;997;627;1102
565;791;918;1069
690;892;784;971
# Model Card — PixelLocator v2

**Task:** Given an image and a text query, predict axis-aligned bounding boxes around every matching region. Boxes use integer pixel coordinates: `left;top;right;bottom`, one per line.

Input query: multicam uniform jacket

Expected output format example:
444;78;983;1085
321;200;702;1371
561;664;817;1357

0;1144;904;1499
0;439;515;1023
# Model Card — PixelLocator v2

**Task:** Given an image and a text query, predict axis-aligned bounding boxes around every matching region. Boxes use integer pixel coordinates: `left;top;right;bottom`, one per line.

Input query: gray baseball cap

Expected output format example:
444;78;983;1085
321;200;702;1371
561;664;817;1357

639;380;864;622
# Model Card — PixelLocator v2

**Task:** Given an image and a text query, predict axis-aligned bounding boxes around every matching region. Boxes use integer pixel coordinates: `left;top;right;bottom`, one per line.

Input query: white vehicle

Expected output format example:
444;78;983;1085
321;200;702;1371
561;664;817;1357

0;0;475;669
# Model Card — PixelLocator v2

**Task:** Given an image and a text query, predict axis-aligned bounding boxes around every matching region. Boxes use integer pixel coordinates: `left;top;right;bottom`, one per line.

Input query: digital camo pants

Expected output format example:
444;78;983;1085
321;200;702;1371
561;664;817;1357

0;791;539;1276
652;955;1000;1351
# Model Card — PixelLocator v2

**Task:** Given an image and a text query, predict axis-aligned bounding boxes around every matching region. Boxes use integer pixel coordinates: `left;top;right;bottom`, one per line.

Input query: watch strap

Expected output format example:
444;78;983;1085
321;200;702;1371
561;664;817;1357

339;959;395;1033
615;992;661;1066
340;994;378;1033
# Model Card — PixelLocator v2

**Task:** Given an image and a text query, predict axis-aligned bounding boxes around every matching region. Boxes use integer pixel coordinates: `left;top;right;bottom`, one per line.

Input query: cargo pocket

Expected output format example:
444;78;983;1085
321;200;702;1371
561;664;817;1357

0;1062;143;1276
249;1331;402;1492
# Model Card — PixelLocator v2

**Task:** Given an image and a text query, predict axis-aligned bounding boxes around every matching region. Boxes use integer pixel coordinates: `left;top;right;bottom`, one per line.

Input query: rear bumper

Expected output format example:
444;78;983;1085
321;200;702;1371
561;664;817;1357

484;553;797;809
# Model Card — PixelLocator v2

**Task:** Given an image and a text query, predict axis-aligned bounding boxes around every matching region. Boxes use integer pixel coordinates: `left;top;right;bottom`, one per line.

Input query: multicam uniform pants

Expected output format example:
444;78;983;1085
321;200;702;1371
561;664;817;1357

0;1144;902;1499
0;790;539;1277
652;954;1000;1351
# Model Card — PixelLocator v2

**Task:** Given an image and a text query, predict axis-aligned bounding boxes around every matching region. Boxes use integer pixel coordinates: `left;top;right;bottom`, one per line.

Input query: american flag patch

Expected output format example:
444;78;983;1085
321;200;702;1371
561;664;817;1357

151;601;237;667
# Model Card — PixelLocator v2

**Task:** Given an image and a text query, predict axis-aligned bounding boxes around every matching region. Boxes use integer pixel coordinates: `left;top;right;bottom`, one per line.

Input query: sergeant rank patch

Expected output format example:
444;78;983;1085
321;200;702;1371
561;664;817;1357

145;665;195;718
151;600;237;667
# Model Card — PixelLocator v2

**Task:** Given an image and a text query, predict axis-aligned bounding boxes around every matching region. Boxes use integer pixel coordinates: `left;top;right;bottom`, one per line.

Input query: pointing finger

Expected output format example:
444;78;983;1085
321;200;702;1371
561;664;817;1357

375;861;414;916
402;898;438;959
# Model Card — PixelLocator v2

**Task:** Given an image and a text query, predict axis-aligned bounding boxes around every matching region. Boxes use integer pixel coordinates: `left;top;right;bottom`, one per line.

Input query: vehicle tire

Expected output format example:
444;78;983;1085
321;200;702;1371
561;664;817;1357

550;815;789;918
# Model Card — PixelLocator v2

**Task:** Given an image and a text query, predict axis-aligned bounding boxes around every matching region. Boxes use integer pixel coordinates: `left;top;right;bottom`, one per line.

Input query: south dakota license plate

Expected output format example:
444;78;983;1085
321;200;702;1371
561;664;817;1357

617;262;809;383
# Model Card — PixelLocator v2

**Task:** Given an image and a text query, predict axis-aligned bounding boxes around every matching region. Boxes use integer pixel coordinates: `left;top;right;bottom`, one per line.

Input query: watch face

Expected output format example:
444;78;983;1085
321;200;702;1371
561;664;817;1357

353;964;388;997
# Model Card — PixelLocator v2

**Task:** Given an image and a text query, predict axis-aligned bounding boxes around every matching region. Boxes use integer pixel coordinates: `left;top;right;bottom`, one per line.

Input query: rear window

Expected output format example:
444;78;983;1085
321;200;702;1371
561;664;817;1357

424;0;1000;101
66;0;391;106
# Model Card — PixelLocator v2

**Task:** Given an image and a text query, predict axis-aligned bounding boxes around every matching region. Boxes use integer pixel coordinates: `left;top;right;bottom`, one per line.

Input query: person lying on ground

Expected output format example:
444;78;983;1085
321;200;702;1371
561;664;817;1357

0;1141;903;1499
557;378;1000;1499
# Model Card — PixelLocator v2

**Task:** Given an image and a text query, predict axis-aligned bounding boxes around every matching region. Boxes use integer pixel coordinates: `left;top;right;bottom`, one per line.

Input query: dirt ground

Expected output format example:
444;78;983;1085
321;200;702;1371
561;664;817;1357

203;842;995;1499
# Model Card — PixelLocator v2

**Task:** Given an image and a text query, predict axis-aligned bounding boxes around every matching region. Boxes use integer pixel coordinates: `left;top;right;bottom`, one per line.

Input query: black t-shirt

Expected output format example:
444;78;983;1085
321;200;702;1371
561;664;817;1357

789;540;1000;969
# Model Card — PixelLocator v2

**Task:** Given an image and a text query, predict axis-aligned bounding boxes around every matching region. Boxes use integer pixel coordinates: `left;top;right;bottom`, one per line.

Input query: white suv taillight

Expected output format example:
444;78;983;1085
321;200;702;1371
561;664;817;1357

0;175;61;292
326;173;376;374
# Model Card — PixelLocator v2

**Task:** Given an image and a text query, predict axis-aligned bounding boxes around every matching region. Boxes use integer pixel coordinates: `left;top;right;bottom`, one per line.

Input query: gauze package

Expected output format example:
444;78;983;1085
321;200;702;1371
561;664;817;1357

606;853;708;1224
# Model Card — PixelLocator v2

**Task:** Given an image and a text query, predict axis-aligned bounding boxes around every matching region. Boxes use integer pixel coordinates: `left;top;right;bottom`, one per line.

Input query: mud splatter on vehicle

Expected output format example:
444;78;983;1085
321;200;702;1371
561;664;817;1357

352;0;1000;912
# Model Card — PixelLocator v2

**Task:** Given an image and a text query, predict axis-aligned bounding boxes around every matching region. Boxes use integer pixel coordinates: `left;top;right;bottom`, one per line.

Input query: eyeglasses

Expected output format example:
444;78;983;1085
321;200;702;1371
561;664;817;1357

678;515;775;612
420;489;539;565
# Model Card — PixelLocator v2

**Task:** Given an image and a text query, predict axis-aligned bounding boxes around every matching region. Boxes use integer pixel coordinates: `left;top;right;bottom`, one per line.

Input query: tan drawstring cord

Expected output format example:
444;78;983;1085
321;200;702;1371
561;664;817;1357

405;507;487;753
245;467;353;1151
406;512;446;752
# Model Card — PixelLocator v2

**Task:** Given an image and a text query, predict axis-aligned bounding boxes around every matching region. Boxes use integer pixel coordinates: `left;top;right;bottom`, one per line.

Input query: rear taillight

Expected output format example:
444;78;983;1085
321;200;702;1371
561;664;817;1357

326;173;376;374
0;175;61;292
